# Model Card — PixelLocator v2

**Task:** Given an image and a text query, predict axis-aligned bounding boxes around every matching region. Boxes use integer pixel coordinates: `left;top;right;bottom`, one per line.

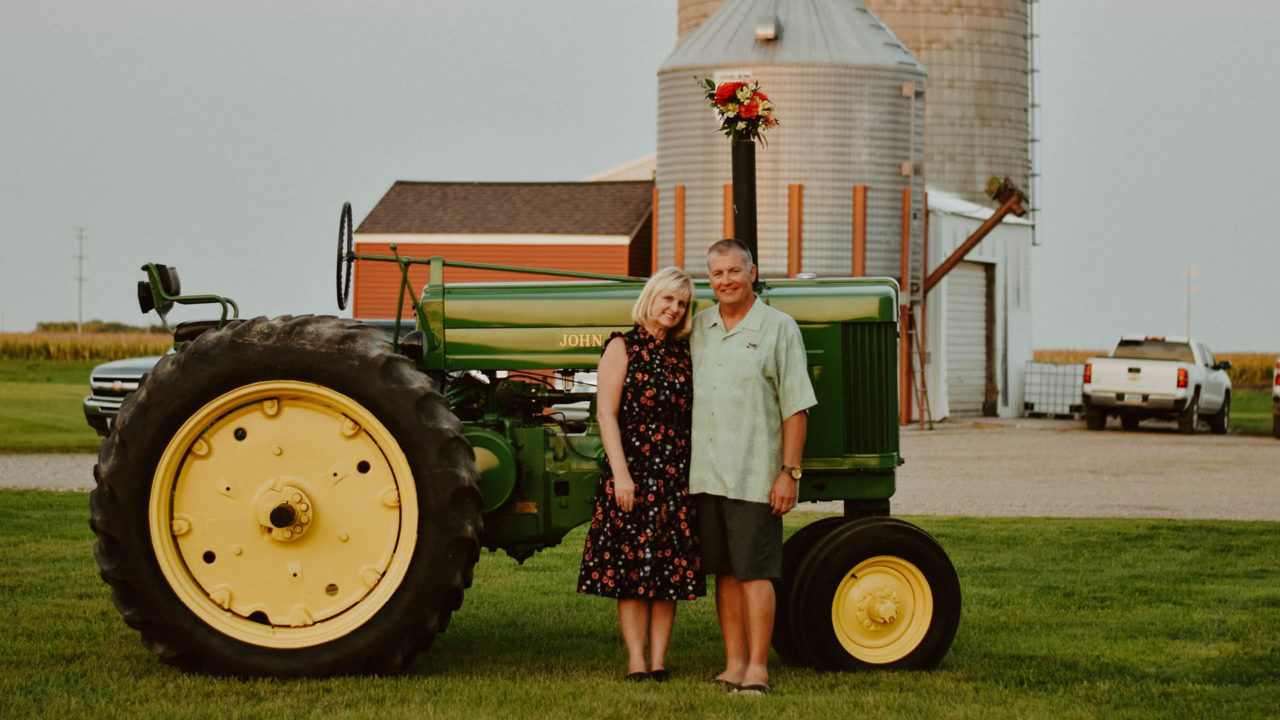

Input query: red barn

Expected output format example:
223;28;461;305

352;180;654;319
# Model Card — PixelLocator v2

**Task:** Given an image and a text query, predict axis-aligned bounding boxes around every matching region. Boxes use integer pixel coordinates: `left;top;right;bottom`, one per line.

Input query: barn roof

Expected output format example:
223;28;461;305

356;180;654;236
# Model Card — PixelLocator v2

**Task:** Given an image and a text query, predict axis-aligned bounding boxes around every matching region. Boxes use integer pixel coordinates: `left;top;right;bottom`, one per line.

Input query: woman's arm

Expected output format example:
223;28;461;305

597;336;635;512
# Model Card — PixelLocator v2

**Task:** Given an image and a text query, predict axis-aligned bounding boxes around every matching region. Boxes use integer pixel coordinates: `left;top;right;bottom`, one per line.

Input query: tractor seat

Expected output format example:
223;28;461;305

174;319;243;345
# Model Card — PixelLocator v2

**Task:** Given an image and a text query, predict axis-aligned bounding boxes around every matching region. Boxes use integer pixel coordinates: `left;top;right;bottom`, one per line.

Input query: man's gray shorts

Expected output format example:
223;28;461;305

696;494;782;581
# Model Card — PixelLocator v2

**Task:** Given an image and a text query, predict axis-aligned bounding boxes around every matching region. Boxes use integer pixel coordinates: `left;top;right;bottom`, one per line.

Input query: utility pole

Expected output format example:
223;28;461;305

75;228;86;334
1185;266;1197;338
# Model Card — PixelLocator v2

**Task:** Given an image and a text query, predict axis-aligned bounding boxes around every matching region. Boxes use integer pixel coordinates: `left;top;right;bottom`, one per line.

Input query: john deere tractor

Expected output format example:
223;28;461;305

89;205;960;676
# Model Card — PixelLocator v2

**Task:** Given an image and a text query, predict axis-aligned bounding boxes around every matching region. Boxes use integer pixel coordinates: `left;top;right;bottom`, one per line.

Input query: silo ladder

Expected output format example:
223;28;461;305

908;309;934;430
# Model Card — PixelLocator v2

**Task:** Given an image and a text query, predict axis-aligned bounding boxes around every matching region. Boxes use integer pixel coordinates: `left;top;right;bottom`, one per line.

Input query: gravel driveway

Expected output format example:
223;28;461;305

4;419;1277;520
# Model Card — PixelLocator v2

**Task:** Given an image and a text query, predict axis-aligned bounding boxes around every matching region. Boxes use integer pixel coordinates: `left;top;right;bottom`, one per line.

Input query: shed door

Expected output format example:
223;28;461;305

946;261;994;417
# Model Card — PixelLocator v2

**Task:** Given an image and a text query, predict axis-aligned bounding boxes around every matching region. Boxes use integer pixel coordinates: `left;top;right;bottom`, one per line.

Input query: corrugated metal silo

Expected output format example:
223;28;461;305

678;0;723;45
657;0;927;284
861;0;1032;205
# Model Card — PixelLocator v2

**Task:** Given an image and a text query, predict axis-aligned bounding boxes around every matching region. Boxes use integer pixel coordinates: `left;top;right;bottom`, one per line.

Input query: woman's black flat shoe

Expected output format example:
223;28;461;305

625;672;649;682
648;669;670;683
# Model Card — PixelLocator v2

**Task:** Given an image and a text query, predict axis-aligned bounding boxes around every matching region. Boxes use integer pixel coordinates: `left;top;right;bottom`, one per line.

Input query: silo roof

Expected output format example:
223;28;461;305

661;0;923;73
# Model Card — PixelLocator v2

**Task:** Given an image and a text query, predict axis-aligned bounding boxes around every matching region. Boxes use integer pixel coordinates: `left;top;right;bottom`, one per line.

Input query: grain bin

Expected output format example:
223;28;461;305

860;0;1032;205
657;0;927;286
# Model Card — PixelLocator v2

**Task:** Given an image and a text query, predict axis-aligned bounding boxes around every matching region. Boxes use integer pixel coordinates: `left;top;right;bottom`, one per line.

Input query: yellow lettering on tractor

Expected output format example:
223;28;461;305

558;333;605;348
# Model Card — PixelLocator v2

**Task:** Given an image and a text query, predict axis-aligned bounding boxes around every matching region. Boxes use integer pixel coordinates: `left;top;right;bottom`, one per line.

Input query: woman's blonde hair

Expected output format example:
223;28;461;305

632;266;695;338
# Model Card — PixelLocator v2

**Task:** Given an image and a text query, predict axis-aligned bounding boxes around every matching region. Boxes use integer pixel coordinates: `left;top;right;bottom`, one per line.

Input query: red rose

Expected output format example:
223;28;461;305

756;90;769;102
740;100;760;119
715;81;745;104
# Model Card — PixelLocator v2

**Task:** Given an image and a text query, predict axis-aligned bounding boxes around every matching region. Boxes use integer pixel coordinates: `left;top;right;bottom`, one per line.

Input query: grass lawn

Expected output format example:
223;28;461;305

1231;389;1275;436
2;491;1278;719
0;360;102;452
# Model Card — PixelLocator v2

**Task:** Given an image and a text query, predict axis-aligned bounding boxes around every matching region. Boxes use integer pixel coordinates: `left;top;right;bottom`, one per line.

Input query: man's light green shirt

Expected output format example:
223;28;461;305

689;298;817;504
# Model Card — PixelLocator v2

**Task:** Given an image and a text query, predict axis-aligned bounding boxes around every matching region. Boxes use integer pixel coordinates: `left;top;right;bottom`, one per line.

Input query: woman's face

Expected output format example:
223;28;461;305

648;287;689;331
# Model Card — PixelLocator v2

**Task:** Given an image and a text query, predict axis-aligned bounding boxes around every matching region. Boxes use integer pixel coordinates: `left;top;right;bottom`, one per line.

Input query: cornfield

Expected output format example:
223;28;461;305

0;333;172;361
1034;349;1278;389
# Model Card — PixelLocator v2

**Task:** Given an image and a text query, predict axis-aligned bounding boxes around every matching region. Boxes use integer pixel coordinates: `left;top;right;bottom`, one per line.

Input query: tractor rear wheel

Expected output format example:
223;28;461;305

771;516;847;665
90;316;481;676
787;517;960;671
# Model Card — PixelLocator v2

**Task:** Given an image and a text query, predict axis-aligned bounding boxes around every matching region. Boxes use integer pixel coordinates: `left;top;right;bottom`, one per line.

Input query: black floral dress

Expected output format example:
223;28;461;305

578;326;704;601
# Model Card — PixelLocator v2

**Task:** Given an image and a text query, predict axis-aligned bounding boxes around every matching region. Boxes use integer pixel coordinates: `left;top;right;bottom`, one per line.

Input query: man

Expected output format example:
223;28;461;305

689;238;816;694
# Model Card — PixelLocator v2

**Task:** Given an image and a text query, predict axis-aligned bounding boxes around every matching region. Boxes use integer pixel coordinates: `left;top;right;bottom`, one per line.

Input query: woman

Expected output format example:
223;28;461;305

578;266;705;682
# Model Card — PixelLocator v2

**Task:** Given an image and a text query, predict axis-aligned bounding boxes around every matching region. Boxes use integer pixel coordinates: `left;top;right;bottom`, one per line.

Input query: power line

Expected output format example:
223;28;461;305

75;228;86;334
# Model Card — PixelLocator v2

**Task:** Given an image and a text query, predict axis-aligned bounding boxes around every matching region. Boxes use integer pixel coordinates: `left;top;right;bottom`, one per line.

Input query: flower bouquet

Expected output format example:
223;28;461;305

700;78;778;144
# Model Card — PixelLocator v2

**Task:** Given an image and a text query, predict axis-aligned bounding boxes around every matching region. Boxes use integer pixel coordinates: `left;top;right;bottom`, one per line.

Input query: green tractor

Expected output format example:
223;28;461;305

89;205;960;676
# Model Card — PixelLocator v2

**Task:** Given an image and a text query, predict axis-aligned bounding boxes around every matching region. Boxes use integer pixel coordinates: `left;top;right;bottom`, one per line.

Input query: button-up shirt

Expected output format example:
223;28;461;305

689;297;817;504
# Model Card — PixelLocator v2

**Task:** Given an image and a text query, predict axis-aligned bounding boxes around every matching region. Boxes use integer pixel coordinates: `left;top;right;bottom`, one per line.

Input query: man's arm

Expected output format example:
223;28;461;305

769;410;807;515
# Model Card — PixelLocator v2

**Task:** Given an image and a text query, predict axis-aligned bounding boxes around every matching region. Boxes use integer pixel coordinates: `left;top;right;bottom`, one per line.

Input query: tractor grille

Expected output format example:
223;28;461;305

842;322;899;455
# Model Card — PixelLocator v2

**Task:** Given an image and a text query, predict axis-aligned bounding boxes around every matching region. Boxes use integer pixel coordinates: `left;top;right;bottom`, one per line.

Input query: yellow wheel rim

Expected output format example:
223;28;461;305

831;555;933;664
149;381;418;649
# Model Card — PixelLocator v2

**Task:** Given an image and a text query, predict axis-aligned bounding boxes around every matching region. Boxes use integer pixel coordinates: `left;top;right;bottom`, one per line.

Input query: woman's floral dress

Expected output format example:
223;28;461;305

578;325;705;601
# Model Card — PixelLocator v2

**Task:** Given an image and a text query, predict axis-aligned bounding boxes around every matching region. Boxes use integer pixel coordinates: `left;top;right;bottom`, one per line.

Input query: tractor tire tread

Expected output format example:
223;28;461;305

89;315;480;677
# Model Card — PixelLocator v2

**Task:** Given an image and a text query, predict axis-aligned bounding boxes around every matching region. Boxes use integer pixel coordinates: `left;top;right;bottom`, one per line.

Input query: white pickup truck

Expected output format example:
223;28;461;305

1081;336;1232;434
1264;353;1274;435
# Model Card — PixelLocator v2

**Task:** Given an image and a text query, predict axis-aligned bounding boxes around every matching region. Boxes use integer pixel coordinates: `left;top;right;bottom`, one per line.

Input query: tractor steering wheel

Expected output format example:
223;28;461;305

336;202;353;310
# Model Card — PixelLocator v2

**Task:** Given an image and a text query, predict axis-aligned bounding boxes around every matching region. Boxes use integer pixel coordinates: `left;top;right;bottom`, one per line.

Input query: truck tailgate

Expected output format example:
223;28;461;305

1090;358;1181;395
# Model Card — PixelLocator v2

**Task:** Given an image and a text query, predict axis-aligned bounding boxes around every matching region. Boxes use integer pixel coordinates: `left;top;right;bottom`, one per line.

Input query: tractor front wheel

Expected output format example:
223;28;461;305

771;516;847;665
90;316;481;676
787;517;960;671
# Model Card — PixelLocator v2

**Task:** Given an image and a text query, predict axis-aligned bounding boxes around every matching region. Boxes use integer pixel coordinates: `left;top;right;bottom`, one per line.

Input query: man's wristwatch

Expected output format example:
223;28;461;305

781;465;803;481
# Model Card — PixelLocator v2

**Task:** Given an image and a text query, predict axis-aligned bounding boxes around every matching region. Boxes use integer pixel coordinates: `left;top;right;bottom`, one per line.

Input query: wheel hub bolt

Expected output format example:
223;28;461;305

269;503;297;529
258;483;314;542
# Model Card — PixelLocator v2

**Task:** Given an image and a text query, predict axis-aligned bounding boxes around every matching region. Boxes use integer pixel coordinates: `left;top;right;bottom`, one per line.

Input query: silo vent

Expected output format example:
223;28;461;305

755;15;780;41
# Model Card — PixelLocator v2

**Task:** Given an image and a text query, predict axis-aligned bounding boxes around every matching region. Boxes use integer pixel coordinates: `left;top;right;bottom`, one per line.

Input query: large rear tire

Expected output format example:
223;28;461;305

1084;408;1106;431
90;316;481;676
787;517;960;671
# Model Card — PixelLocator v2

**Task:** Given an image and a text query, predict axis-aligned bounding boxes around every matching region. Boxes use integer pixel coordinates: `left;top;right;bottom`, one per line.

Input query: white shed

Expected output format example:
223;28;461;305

922;190;1034;420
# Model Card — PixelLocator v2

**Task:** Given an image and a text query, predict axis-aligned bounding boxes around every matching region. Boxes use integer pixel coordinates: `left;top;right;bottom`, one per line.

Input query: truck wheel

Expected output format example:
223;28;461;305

1178;391;1200;435
90;316;481;676
1273;410;1280;439
1120;415;1140;431
772;516;847;665
1084;408;1106;431
787;517;960;671
1208;392;1230;435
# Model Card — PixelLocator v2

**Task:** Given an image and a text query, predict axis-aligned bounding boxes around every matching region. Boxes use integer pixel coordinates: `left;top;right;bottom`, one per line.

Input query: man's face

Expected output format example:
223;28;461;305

707;250;756;306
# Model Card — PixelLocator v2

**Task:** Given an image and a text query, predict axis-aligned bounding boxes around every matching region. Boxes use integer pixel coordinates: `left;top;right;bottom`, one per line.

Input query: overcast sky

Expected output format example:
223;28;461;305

2;0;1276;351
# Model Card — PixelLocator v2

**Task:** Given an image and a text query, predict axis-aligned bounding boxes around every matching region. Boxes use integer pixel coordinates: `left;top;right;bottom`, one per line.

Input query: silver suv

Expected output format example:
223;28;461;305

83;355;162;436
